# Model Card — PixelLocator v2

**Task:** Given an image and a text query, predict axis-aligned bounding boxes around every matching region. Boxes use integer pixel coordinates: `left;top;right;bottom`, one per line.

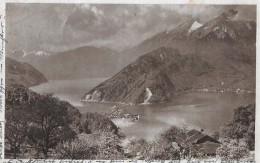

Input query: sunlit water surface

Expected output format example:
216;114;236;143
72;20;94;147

30;78;255;140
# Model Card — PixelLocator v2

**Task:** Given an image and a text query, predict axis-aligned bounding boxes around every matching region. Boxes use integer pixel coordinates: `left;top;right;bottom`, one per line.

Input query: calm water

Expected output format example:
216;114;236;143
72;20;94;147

30;78;255;140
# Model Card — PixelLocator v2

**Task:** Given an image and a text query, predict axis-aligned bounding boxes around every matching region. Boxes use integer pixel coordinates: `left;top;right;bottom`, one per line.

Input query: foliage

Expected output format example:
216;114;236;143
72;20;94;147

56;138;98;159
126;137;181;160
216;104;255;160
5;105;31;158
94;132;124;159
219;104;255;150
5;84;78;158
148;138;181;160
56;132;124;159
160;125;187;142
126;138;150;159
5;84;122;159
26;94;77;158
126;125;186;160
182;144;205;160
79;112;118;134
216;138;249;160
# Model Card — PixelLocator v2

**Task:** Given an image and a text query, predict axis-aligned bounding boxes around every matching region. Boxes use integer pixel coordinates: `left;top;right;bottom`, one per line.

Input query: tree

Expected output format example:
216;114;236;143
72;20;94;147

126;138;150;159
5;106;31;158
96;132;125;159
244;122;255;150
126;137;181;160
216;140;230;160
57;132;124;160
148;138;181;160
27;94;76;158
184;144;205;160
56;139;98;159
216;138;249;160
229;139;249;160
79;112;118;134
219;104;255;150
160;125;187;142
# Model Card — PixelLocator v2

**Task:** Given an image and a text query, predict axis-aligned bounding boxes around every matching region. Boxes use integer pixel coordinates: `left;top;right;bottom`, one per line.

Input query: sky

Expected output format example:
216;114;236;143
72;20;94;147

6;3;256;53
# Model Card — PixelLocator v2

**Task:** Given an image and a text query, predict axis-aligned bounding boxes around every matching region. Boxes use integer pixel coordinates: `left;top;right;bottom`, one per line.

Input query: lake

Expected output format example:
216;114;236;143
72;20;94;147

30;78;255;140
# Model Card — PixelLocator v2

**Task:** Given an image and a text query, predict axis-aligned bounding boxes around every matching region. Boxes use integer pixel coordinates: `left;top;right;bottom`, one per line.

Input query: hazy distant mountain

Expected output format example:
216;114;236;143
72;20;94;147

7;50;51;63
39;46;120;79
7;46;120;79
82;47;214;104
6;57;47;87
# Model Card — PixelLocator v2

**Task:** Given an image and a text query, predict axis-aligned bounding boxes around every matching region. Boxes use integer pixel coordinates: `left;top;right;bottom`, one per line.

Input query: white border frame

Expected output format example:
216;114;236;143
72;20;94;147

0;0;258;162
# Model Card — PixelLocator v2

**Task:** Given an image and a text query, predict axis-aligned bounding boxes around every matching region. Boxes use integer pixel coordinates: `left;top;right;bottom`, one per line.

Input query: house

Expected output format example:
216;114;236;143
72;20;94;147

175;129;221;156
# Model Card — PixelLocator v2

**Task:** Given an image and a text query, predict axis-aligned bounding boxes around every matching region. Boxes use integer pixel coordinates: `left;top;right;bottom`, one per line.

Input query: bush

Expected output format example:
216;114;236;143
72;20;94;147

126;138;150;159
95;132;125;159
79;112;118;134
160;125;187;142
126;137;181;160
219;104;255;150
148;138;181;160
216;138;250;160
56;139;98;159
57;132;125;159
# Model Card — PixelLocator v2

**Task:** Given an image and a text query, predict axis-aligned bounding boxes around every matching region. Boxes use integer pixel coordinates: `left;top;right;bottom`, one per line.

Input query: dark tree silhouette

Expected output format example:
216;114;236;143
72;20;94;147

27;94;76;158
5;105;31;158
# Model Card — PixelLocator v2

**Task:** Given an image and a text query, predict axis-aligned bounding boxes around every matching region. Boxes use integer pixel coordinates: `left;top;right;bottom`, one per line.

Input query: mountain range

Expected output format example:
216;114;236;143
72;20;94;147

82;9;256;104
7;46;120;79
122;10;255;64
6;9;256;104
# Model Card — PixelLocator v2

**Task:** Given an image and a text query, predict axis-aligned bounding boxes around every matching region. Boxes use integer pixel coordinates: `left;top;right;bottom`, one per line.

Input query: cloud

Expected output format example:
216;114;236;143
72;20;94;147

6;4;256;53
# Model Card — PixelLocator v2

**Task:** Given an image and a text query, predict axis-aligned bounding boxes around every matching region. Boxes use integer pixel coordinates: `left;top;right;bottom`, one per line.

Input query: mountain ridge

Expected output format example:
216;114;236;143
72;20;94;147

114;9;256;96
121;9;256;67
82;47;214;104
6;57;48;87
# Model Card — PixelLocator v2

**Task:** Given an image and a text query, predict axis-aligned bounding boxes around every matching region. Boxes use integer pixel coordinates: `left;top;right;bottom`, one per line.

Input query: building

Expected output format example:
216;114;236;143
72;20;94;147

175;129;221;156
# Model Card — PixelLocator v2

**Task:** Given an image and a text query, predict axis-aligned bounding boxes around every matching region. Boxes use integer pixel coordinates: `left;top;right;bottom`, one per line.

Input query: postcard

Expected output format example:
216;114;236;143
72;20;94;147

0;0;259;162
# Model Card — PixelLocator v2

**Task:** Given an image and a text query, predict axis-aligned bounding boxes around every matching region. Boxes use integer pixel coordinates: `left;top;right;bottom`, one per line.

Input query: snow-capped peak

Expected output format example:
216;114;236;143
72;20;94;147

22;50;28;57
188;21;203;33
9;50;51;57
27;51;51;56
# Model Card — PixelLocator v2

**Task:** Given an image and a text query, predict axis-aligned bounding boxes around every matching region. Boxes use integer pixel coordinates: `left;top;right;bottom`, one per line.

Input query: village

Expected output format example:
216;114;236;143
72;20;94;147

108;105;141;121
